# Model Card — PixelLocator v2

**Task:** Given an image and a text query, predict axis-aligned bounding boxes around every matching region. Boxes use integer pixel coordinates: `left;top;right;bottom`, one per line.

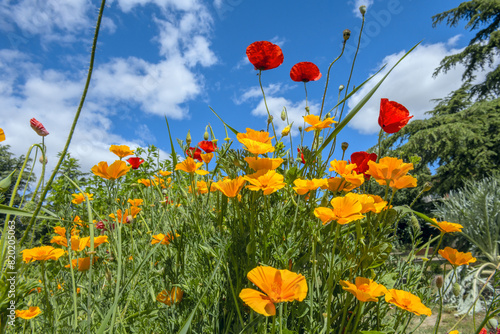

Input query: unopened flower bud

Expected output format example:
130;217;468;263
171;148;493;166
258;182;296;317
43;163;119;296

281;108;287;121
452;282;461;296
305;106;310;114
488;318;498;329
339;85;345;92
126;215;134;224
267;115;273;124
423;182;432;192
298;126;303;132
341;142;349;151
435;275;444;289
186;130;192;146
281;125;291;136
410;215;420;231
203;129;209;141
39;156;48;164
359;5;366;16
325;112;331;118
343;29;351;41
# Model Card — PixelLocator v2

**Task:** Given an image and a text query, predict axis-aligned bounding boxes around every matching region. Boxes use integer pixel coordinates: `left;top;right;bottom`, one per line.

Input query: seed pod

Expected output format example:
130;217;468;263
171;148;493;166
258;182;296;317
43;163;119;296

359;5;366;15
341;142;349;151
435;275;443;289
339;84;345;92
39;156;48;164
343;29;351;41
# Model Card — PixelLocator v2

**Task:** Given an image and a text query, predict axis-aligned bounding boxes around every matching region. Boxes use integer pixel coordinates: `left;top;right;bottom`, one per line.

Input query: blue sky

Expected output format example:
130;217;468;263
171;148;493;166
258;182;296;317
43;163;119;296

0;0;485;175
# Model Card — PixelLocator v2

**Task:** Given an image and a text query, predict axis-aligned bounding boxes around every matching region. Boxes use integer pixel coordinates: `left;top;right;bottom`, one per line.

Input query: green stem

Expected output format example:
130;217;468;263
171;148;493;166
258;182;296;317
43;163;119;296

326;223;341;329
319;42;346;119
279;303;283;334
433;287;443;334
258;70;278;144
18;0;107;247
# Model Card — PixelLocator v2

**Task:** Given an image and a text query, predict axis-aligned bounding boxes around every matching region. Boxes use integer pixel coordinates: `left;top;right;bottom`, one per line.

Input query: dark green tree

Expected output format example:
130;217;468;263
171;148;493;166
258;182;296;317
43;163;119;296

432;0;500;99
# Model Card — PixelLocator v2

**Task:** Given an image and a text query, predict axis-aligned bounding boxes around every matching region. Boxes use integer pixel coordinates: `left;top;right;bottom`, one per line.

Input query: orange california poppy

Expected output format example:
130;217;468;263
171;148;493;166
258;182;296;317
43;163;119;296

109;145;134;158
237;128;274;145
438;247;477;266
212;176;246;198
385;289;431;316
158;170;172;177
53;226;66;237
201;152;214;164
246;41;284;71
151;232;179;245
21;246;65;263
91;160;131;180
65;256;97;271
366;157;413;186
430;219;463;234
127;198;144;207
329;160;357;176
239;139;275;155
290;62;322;82
156;287;183;305
303;115;336;132
239;266;308;316
293;178;328;195
390;175;418;190
244;170;286;195
340;277;388;302
71;192;93;204
314;194;365;225
175;157;209;175
0;128;5;142
378;98;413;134
16;306;42;319
244;157;283;171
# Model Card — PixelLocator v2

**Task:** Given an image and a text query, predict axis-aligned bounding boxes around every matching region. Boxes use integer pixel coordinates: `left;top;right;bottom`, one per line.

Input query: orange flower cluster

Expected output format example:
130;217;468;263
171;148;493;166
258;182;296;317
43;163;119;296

367;157;417;190
237;128;274;155
314;193;365;225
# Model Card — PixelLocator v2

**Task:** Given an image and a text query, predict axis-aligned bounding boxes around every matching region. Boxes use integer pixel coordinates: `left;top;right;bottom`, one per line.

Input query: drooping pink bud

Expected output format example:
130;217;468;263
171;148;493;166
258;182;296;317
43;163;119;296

30;118;49;136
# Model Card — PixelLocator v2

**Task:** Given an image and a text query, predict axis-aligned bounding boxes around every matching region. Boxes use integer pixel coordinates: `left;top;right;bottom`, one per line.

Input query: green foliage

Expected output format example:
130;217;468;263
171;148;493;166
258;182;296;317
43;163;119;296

433;175;500;263
432;0;500;99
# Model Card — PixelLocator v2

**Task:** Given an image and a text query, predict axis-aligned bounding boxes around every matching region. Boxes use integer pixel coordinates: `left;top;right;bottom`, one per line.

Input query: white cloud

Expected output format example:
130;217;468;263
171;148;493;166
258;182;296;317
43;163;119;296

352;0;373;18
347;39;490;134
116;0;199;12
234;83;288;105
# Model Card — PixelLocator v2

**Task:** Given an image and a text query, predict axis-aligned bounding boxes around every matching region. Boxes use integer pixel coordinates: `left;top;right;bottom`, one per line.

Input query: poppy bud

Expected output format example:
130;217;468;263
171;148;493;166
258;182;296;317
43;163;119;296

39;156;48;164
305;106;310;114
410;215;420;231
339;84;345;92
267;115;273;124
246;240;256;255
186;130;192;146
488;318;498;329
341;142;349;151
281;125;291;136
326;112;331;118
435;275;443;289
452;282;461;296
203;129;209;141
281;108;287;121
359;5;366;16
343;29;351;41
423;182;432;192
298;126;303;132
126;215;134;224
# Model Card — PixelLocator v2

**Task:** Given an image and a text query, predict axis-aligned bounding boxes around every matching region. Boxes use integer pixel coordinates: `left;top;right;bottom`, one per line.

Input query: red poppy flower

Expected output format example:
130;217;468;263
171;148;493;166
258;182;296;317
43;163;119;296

378;99;413;134
350;151;377;179
30;118;49;136
127;157;145;169
290;62;322;82
198;140;217;153
297;148;305;164
95;221;106;230
186;147;202;162
246;41;284;71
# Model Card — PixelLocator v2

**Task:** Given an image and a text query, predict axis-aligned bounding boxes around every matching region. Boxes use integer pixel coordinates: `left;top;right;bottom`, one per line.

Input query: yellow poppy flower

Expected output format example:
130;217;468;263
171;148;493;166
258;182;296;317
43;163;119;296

156;287;183;305
201;152;214;164
244;170;286;195
366;157;413;186
340;277;388;302
239;138;275;155
281;124;291;136
65;256;97;271
237;128;273;145
189;180;210;194
91;161;131;180
71;192;93;204
50;236;68;248
21;246;66;263
431;219;463;234
127;198;144;206
292;178;328;195
212;176;246;198
109;145;134;158
314;195;365;225
438;247;477;266
158;170;172;177
137;179;151;187
244;157;283;171
86;236;109;248
303;114;336;132
329;160;357;176
0;128;5;142
239;266;308;317
175;157;209;175
385;289;432;316
390;175;418;189
16;306;41;319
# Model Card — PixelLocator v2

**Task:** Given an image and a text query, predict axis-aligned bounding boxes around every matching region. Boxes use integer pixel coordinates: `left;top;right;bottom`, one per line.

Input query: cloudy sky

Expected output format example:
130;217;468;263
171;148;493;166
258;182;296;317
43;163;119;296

0;0;482;177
